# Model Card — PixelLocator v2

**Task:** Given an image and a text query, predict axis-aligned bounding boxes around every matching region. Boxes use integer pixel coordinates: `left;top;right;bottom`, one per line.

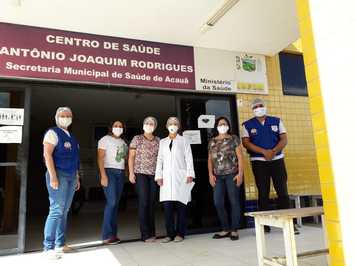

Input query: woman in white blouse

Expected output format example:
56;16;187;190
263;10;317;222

155;117;195;243
97;120;128;245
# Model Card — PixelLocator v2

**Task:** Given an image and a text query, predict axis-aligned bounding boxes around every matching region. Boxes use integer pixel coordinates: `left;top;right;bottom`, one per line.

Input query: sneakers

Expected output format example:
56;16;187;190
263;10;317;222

103;237;121;245
174;236;184;242
43;249;62;260
144;237;156;243
161;237;173;243
230;231;239;241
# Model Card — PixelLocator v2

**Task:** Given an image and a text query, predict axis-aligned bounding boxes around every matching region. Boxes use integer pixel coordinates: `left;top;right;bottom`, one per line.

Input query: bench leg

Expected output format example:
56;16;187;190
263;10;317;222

312;197;320;223
255;218;267;266
283;219;298;266
321;215;330;265
295;196;302;227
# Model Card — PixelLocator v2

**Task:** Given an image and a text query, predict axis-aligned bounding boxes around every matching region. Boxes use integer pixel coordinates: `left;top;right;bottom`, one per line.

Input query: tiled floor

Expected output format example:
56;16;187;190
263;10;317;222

0;226;328;266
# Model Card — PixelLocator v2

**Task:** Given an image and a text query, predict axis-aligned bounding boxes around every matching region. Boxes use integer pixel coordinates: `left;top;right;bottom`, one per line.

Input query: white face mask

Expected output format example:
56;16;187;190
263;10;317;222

58;117;72;128
254;107;267;117
167;125;178;134
143;124;155;134
217;125;229;134
112;127;123;137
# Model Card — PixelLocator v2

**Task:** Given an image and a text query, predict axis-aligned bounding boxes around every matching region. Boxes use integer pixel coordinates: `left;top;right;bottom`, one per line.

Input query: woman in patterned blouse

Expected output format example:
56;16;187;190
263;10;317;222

208;117;244;241
128;117;160;242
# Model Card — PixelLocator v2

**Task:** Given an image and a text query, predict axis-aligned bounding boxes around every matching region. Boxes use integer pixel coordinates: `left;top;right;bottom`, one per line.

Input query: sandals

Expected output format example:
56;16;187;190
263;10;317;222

213;232;231;239
213;231;240;241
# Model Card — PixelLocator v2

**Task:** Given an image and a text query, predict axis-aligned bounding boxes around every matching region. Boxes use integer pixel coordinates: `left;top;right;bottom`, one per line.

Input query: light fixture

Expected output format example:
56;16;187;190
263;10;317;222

12;0;23;6
201;0;240;33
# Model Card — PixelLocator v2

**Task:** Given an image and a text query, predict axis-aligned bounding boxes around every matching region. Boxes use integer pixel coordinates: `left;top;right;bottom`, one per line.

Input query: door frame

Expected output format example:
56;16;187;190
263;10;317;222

0;82;31;255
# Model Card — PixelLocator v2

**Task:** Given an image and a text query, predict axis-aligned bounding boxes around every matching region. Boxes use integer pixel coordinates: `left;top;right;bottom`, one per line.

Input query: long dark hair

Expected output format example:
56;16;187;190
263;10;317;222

108;120;125;136
211;116;232;137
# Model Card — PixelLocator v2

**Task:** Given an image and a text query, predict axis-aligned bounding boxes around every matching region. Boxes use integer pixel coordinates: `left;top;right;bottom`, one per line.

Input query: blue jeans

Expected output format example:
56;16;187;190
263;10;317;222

213;173;241;231
43;171;77;250
102;168;125;240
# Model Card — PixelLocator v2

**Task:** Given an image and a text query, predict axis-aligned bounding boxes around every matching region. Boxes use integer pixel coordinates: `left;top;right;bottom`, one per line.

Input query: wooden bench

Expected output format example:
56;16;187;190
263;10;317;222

246;207;328;266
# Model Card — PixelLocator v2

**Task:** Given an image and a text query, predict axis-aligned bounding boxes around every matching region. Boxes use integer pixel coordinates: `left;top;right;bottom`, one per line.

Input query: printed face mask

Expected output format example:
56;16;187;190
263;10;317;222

253;107;267;117
167;125;178;134
217;125;229;134
112;127;123;137
143;124;154;134
58;117;72;128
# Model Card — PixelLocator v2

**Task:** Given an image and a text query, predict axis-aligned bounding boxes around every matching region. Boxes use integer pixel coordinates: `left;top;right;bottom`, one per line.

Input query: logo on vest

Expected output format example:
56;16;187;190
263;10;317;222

271;125;278;132
251;128;257;135
64;141;72;150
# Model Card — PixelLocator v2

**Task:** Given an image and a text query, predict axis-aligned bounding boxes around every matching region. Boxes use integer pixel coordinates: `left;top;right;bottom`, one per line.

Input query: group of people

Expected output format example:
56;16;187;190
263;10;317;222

41;98;293;259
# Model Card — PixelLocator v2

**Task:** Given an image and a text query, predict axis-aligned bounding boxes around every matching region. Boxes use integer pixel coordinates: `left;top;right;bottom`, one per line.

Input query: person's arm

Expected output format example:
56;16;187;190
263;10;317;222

242;137;274;161
97;148;108;187
272;133;287;154
128;148;137;184
207;153;216;187
272;120;287;155
184;139;195;183
234;144;244;186
43;142;59;190
155;141;164;186
76;144;81;191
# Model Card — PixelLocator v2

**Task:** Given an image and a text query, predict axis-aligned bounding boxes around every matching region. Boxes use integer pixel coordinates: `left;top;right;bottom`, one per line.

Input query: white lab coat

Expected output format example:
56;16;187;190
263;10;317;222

155;134;195;205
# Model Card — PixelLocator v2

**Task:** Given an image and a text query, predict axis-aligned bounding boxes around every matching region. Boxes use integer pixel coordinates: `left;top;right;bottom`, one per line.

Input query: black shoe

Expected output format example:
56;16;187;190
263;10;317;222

264;225;271;233
294;226;300;235
213;232;231;239
230;232;239;241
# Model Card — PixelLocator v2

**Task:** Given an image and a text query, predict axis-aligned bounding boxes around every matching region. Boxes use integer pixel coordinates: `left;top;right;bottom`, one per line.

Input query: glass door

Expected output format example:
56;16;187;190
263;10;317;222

0;87;30;255
176;94;245;233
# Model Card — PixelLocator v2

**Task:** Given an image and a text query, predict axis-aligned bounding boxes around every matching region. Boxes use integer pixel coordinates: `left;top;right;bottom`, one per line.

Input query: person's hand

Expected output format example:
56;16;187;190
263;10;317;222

50;176;59;190
209;174;216;187
186;176;193;184
262;149;274;161
156;178;163;186
100;174;109;187
233;174;243;187
76;178;81;191
129;173;136;184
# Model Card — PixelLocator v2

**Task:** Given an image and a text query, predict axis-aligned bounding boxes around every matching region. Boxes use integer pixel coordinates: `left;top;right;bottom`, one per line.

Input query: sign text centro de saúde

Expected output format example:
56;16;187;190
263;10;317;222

0;22;195;90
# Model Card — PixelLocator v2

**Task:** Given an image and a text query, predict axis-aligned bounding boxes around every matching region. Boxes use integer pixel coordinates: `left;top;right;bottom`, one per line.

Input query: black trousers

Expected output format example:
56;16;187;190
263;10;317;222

251;158;290;211
163;201;187;239
135;173;157;241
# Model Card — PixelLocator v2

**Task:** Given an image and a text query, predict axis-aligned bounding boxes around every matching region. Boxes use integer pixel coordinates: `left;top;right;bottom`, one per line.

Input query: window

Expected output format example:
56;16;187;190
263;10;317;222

279;52;308;96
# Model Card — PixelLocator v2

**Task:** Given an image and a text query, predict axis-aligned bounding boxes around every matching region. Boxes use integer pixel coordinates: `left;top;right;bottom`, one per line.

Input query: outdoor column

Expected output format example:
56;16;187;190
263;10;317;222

295;0;355;265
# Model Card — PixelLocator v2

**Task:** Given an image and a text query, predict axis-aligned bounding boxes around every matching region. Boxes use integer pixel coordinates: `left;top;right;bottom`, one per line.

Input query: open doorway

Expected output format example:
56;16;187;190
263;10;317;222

25;84;242;251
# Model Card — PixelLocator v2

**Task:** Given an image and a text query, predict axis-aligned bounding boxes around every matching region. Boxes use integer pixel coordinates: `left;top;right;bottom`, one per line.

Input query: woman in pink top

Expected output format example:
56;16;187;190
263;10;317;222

128;117;160;242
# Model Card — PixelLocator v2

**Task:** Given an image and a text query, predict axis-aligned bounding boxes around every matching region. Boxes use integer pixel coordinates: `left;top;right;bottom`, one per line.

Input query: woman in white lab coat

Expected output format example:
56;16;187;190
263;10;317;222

155;117;195;243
